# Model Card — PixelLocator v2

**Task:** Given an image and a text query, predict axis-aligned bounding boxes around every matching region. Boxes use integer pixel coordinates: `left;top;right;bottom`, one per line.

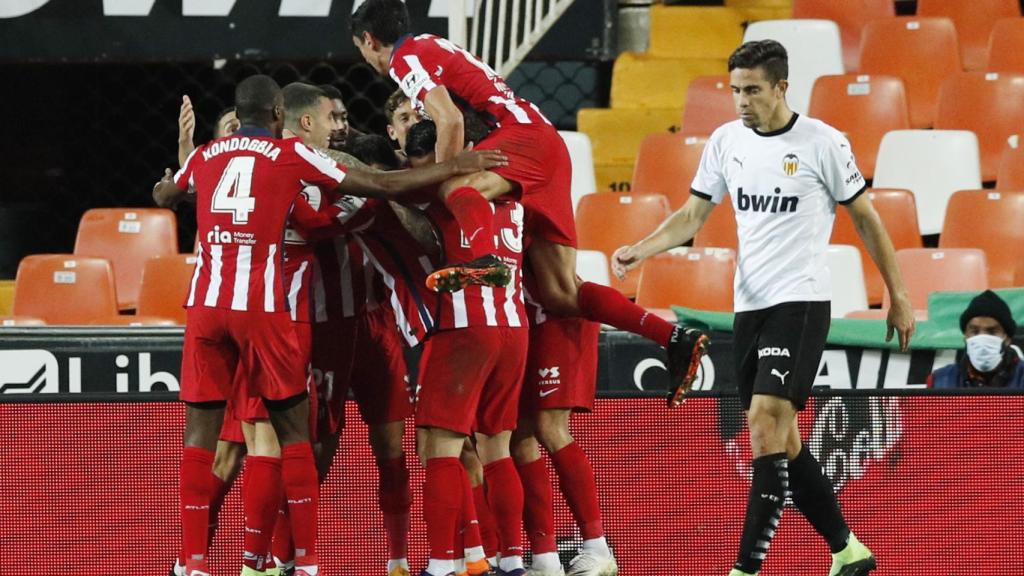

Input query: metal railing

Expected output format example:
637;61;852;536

451;0;577;78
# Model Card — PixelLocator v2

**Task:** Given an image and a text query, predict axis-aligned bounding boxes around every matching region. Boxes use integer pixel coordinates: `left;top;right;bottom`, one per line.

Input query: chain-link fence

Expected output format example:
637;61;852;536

0;58;608;277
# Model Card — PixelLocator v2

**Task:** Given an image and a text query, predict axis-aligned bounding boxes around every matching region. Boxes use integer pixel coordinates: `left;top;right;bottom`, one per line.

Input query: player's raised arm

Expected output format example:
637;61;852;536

423;86;465;162
338;147;507;199
177;95;196;167
612;193;717;280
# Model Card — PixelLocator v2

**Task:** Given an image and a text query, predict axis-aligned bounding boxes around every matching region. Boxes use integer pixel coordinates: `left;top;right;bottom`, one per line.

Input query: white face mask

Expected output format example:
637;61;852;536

966;334;1006;373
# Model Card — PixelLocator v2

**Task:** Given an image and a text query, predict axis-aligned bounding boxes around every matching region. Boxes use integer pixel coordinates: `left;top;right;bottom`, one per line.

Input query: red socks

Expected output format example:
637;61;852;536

551;442;604;540
577;281;675;347
472;484;500;559
517;458;557;554
444;186;496;259
282;442;320;567
272;500;293;564
206;472;232;548
378;455;412;561
483;457;525;560
242;456;283;570
424;457;464;561
180;447;215;570
459;471;484;557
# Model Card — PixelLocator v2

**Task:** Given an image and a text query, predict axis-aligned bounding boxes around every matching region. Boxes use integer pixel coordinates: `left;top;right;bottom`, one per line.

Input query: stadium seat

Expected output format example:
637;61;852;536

91;315;178;327
888;248;989;311
996;137;1024;190
693;195;738;250
826;245;869;319
576;107;680;166
791;0;895;71
648;5;745;60
935;72;1024;181
807;74;910;179
726;0;793;22
742;19;845;114
576;193;672;297
632;133;707;211
73;208;178;310
918;0;1021;71
859;17;961;128
681;76;735;136
832;189;923;306
873;130;982;235
576;250;611;287
635;248;735;312
1017;258;1024;287
136;254;198;324
611;52;725;109
939;190;1024;288
987;18;1024;73
558;131;598;213
0;280;13;316
13;255;119;324
0;316;46;326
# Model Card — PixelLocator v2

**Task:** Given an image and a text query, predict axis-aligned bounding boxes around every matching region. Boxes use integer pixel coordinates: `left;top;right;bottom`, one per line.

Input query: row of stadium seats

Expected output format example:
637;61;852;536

581;1;1024;191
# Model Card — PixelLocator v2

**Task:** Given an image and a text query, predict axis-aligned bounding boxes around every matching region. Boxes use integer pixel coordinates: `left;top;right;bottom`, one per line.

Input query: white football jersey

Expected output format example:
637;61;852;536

691;114;866;312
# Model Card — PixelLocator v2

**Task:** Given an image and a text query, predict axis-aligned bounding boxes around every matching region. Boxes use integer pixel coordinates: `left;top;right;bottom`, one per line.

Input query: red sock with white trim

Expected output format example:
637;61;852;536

550;442;605;541
483;458;525;570
518;458;557;555
578;281;675;346
444;186;496;259
242;456;282;570
180;447;214;572
378;455;412;563
282;442;319;569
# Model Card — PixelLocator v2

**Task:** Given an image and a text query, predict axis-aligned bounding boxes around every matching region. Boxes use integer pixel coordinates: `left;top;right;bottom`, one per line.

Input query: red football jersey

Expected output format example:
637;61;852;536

174;130;347;313
424;199;526;330
389;33;550;128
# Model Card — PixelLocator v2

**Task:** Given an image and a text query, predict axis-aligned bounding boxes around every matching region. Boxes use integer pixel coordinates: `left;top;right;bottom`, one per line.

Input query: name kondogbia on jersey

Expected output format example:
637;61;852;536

736;186;799;213
202;136;282;162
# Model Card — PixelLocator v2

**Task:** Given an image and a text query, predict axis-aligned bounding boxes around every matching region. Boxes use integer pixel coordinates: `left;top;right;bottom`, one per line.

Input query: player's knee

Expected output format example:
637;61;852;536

535;282;580;317
535;415;573;454
212;442;245;481
747;409;787;454
368;424;405;461
266;393;311;446
510;428;541;465
183;401;226;450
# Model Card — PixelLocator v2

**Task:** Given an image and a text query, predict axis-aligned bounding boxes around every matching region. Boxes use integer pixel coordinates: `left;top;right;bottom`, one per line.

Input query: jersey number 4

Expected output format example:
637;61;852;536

212;157;256;224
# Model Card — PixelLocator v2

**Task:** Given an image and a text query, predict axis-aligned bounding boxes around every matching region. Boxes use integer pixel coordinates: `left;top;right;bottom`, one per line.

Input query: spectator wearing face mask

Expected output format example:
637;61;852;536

928;290;1023;388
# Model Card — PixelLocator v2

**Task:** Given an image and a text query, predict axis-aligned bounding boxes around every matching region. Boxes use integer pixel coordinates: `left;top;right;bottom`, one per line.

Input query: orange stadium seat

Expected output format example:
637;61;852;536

74;208;178;310
918;0;1021;71
987;18;1024;73
632;133;707;211
91;315;178;326
681;76;735;135
693;195;738;250
939;190;1024;288
996;139;1024;190
648;5;745;60
13;255;118;324
792;0;895;71
888;248;988;311
136;254;198;324
1017;259;1024;286
859;17;962;128
635;248;735;312
808;74;910;179
935;72;1024;182
832;189;923;305
576;193;671;297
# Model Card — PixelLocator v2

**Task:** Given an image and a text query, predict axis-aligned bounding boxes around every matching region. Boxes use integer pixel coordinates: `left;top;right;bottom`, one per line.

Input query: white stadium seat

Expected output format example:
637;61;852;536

826;244;869;318
873;130;982;235
576;249;611;287
742;19;844;115
558;130;598;214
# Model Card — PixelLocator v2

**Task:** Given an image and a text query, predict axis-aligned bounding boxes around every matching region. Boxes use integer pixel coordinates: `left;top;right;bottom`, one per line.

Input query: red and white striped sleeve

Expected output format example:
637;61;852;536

291;140;348;190
173;145;203;192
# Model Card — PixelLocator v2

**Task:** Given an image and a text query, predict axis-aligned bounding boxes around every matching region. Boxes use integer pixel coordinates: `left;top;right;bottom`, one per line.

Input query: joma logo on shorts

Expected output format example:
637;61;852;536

758;347;791;358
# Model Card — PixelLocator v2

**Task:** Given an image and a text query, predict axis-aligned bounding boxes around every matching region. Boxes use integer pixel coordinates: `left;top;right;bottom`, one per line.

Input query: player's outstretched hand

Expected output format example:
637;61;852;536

178;95;195;144
452;148;508;174
153;168;177;208
611;244;643;280
886;292;916;352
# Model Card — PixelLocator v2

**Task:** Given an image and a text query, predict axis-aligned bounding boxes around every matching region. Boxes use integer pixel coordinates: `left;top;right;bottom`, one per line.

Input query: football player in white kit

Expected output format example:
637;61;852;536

612;40;915;576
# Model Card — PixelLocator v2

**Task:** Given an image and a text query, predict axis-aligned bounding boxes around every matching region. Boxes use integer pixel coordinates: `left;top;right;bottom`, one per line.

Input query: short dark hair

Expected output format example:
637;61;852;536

215;106;236;125
384;89;410;125
405;119;437;160
349;134;401;170
350;0;410;45
235;74;282;125
728;40;789;85
282;82;327;128
317;84;344;102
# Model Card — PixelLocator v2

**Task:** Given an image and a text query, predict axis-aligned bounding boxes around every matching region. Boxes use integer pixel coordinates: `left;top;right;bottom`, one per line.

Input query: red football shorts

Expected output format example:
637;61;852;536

314;306;413;439
417;326;528;436
218;322;314;443
181;308;310;406
520;316;600;416
475;123;576;248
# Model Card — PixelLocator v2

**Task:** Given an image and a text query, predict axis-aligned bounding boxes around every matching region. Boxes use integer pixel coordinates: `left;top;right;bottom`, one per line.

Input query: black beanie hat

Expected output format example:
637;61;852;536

960;290;1017;336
